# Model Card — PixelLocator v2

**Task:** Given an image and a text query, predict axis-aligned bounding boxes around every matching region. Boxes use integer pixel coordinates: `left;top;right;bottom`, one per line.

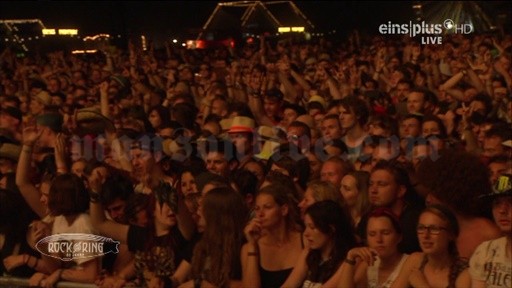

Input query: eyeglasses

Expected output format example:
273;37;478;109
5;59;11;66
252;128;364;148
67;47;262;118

416;225;448;235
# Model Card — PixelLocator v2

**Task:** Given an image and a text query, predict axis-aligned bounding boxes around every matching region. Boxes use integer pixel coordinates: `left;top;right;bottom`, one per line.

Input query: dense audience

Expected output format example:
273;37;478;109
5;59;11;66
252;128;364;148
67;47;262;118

0;29;511;288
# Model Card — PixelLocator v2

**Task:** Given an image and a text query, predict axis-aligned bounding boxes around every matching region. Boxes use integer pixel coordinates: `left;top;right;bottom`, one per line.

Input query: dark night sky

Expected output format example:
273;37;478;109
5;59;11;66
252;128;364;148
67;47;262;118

1;1;509;43
0;1;413;35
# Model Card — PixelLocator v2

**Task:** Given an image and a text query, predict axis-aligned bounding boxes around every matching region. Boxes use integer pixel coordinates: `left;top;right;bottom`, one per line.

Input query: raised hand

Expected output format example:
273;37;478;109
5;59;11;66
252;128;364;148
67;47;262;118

346;247;378;266
22;125;43;146
244;218;262;244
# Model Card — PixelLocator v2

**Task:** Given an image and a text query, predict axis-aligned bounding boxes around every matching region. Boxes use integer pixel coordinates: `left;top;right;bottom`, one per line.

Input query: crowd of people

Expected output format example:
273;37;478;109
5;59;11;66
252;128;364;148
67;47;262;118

0;28;511;288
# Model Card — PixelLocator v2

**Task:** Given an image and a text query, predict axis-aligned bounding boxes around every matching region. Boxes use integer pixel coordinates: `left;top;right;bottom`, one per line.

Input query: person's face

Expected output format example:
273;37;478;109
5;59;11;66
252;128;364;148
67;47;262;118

321;118;342;141
287;125;306;149
130;148;155;181
29;99;45;116
369;169;402;207
492;196;512;234
371;145;398;167
0;113;19;130
338;106;357;130
206;152;229;177
263;97;281;118
148;110;162;129
368;123;387;137
422;121;441;137
488;162;508;184
476;123;492;145
47;79;61;93
106;198;126;223
154;202;177;228
306;152;322;180
303;214;332;251
340;175;359;207
181;172;197;194
320;161;343;187
298;188;316;218
71;161;86;178
229;133;252;155
407;91;425;114
396;83;411;100
282;108;298;128
400;118;421;138
483;136;504;158
39;182;51;215
211;99;227;117
417;212;452;255
203;122;220;137
412;144;429;169
254;193;287;229
367;216;401;259
243;162;264;184
0;158;15;175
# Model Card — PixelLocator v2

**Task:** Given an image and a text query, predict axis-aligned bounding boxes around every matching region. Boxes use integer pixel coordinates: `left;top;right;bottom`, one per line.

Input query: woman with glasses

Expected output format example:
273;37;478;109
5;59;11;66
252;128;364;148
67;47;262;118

336;207;408;288
391;205;470;288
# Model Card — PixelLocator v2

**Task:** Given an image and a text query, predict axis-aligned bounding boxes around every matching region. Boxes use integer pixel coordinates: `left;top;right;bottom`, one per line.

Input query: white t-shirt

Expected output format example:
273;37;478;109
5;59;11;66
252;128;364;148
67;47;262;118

469;236;511;288
52;213;98;266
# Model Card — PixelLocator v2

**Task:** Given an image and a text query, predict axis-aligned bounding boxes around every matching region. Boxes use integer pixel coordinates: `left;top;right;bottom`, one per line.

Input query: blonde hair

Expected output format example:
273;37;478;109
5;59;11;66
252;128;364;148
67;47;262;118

307;180;344;207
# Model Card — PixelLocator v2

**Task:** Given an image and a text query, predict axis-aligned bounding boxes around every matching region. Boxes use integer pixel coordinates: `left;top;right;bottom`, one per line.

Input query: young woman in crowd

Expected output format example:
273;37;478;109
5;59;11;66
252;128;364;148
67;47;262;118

180;186;248;288
242;184;303;288
340;171;371;229
391;205;470;288
281;200;357;287
336;207;408;288
30;174;99;287
298;180;344;219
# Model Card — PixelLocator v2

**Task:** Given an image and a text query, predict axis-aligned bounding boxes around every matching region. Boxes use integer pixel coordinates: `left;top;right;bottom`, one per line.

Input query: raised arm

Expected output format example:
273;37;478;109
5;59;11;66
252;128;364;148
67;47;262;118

16;126;46;218
88;169;130;244
241;218;263;288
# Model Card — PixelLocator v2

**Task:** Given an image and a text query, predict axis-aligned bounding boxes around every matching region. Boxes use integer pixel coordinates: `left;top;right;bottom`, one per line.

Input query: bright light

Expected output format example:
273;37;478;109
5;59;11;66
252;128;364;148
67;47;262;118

58;29;78;35
181;43;186;47
278;27;305;33
83;34;110;41
141;35;147;51
42;29;56;35
172;39;178;43
71;50;98;54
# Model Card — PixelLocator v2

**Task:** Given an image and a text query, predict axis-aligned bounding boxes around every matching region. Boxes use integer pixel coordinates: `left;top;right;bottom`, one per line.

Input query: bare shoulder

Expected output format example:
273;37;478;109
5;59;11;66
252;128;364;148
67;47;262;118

403;252;424;268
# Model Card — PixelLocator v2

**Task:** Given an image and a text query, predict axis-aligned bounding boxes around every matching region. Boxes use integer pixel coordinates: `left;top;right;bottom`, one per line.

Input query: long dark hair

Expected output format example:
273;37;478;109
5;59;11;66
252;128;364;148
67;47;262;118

305;200;357;283
191;187;248;287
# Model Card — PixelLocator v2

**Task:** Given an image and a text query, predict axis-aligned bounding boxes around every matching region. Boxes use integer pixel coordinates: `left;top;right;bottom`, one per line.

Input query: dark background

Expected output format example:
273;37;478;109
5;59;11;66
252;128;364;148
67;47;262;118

1;1;510;50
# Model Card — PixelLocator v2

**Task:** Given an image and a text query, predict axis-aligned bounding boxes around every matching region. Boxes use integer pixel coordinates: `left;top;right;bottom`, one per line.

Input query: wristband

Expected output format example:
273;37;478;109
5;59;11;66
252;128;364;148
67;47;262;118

89;191;101;203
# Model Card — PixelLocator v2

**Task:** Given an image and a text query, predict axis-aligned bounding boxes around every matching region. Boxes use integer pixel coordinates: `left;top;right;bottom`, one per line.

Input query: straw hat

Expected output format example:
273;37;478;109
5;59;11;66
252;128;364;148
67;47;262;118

33;91;52;106
228;116;255;134
257;126;284;142
308;95;327;110
75;108;115;135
